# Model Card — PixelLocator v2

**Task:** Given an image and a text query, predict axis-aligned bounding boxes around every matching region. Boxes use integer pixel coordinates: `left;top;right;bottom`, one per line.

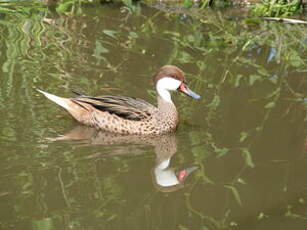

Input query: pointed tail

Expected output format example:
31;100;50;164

37;89;71;111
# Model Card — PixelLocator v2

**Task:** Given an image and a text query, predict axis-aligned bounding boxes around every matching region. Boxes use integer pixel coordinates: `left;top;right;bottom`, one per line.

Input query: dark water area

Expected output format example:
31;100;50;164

1;3;307;230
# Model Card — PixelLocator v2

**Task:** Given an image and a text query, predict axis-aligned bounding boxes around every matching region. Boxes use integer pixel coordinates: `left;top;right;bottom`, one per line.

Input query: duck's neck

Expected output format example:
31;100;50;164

157;95;178;118
157;87;172;103
157;95;173;108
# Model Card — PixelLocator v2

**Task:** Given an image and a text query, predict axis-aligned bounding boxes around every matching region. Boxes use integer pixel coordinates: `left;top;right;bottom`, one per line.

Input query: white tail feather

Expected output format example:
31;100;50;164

37;89;70;110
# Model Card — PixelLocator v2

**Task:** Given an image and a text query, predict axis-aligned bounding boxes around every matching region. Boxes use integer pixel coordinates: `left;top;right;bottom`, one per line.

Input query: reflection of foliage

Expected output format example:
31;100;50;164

1;2;307;230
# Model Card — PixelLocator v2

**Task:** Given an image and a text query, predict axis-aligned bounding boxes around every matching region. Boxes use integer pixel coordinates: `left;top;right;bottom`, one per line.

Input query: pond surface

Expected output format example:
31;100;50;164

1;3;307;230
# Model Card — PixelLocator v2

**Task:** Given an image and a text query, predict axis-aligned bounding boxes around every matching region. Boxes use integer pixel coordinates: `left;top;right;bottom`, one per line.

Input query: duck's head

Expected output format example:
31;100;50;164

153;65;201;103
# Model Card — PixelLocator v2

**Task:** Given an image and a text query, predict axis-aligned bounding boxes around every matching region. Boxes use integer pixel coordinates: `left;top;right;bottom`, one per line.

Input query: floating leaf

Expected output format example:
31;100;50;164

257;212;265;220
94;40;109;59
163;31;180;37
225;185;242;206
103;30;118;40
239;131;248;142
237;178;246;184
264;101;275;109
230;221;238;226
216;147;229;157
234;74;243;87
241;148;255;168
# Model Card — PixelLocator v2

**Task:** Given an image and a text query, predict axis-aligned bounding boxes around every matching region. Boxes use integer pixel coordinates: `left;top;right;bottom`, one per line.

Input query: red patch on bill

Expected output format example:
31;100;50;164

178;170;187;182
179;83;187;92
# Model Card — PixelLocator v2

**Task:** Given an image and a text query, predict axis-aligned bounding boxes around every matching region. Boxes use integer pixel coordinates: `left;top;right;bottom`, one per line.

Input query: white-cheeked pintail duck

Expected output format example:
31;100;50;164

37;65;200;135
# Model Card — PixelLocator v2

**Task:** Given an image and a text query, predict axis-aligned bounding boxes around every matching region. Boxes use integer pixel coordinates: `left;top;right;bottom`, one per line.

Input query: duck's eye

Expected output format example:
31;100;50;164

177;82;183;90
177;81;187;89
177;82;187;91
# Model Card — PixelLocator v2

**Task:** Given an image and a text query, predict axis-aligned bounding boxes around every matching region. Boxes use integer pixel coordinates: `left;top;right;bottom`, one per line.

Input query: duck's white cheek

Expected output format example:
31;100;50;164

156;78;181;103
156;78;181;91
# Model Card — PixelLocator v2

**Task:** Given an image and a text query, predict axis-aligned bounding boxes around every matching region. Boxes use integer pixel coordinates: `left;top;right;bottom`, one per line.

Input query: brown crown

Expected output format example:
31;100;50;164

153;65;185;84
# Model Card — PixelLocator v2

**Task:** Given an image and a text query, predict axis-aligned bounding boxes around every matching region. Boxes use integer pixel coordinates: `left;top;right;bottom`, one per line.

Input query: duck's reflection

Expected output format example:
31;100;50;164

50;126;198;192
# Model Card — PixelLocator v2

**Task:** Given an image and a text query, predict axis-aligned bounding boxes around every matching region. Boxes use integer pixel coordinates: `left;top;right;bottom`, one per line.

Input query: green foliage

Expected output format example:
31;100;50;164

56;0;80;14
0;0;305;17
251;0;303;17
0;2;307;230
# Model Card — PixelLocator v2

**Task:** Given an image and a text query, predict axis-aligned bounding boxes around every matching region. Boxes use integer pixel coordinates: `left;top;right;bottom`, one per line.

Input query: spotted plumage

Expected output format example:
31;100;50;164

37;65;200;135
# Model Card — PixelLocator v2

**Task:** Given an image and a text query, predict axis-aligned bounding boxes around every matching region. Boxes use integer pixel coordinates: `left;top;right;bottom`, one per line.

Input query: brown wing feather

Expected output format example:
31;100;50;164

72;95;156;121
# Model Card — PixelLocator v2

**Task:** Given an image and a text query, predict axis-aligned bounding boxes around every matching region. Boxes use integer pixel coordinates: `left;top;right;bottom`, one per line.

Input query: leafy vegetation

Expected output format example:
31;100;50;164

0;1;307;230
0;0;305;16
251;0;303;17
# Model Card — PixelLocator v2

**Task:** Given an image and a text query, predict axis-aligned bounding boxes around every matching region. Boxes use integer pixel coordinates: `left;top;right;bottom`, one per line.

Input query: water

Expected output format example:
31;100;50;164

1;3;307;229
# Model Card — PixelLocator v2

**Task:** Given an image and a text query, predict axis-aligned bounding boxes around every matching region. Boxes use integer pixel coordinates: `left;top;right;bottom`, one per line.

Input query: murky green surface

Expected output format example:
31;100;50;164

1;3;307;230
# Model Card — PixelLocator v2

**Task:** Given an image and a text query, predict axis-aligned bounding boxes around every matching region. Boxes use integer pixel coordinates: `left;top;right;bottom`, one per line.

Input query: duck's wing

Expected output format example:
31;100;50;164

72;94;157;121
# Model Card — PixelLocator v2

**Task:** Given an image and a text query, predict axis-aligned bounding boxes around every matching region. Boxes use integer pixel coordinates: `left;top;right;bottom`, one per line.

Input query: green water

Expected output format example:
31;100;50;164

1;3;307;230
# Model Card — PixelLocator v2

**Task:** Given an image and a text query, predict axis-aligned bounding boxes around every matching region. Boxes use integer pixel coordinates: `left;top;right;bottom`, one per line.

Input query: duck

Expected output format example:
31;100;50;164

37;65;200;135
